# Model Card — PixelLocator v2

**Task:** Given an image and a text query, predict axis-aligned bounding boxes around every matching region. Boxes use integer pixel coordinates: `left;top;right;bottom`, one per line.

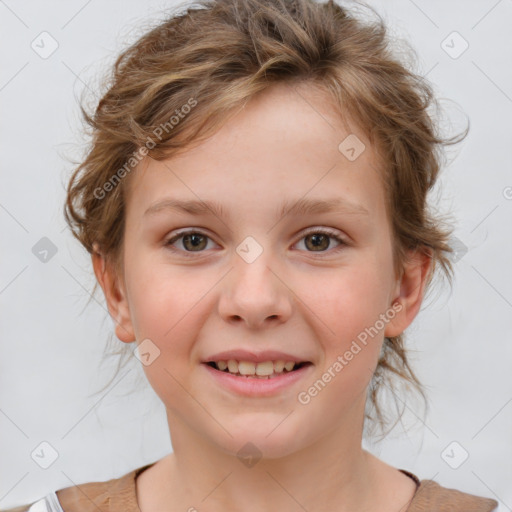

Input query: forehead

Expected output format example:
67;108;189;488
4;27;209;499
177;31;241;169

126;82;386;223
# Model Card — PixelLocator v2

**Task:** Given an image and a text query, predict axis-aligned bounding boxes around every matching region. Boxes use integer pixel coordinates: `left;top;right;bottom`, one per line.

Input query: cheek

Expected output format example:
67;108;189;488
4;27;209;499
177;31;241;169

295;262;389;383
125;248;206;340
299;261;390;336
124;257;214;386
125;261;206;408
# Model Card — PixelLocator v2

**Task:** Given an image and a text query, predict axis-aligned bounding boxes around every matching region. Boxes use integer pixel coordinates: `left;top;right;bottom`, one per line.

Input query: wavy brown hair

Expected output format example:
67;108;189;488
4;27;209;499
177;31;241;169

64;0;467;438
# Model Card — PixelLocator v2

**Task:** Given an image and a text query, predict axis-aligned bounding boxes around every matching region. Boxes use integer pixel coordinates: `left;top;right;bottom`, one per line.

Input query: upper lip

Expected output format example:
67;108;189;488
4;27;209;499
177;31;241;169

203;349;311;364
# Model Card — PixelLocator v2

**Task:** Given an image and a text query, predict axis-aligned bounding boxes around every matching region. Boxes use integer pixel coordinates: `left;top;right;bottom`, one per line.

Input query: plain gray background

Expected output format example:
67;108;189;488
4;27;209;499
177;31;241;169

1;0;511;509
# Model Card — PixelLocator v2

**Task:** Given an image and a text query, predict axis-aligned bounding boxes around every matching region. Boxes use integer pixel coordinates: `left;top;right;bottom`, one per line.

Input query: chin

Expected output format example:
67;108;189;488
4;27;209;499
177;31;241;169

210;418;311;462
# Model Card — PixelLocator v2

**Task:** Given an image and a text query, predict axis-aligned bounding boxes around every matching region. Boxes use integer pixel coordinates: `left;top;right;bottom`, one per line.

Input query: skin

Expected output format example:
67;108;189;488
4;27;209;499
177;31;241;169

93;82;430;511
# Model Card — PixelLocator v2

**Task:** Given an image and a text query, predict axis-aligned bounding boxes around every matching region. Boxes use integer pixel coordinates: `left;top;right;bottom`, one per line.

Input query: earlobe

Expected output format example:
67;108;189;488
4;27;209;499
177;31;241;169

384;248;433;338
91;245;136;344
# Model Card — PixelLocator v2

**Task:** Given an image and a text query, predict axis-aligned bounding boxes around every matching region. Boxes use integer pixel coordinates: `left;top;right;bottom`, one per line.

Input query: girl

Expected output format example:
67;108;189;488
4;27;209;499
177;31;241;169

4;0;501;510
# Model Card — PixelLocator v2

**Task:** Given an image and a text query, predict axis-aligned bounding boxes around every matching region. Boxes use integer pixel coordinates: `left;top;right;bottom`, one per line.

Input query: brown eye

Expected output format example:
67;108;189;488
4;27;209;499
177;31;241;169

165;231;214;254
295;228;346;253
304;233;330;251
165;228;347;257
182;233;208;251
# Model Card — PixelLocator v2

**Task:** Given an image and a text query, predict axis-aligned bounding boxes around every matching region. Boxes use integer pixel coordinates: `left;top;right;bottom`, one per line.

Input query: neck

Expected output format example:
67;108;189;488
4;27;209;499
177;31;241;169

162;402;377;511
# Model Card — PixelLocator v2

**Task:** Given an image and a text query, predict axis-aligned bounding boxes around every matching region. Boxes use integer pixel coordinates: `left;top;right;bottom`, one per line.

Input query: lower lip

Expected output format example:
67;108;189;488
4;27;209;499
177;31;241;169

202;363;314;397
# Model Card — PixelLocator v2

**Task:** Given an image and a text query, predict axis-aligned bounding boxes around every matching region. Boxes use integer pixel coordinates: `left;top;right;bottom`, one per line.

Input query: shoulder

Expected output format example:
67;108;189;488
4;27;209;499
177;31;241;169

2;463;155;512
409;477;499;512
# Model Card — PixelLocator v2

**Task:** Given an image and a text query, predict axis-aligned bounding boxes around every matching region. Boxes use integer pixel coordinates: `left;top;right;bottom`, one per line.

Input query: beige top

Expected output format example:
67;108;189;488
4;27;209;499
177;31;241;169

3;464;499;512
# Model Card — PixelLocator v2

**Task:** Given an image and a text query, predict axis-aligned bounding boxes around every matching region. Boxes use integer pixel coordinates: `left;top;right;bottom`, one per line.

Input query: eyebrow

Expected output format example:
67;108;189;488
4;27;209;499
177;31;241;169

143;196;369;220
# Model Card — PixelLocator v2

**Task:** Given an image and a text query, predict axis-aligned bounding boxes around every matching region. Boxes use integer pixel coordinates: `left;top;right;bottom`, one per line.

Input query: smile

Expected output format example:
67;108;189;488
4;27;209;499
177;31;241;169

202;360;314;396
206;359;312;379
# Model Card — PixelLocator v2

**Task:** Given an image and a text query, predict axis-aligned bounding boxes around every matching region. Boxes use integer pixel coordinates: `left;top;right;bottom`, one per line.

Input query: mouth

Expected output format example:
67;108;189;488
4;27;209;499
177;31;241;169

204;360;313;379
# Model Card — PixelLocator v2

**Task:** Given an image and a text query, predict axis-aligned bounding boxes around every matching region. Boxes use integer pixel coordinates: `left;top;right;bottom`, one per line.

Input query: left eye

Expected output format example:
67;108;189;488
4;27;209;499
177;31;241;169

164;228;346;255
295;228;346;253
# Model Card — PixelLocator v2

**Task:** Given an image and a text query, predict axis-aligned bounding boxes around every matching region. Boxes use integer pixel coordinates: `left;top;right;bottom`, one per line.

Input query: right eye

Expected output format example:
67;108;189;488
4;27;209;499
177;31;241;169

164;230;218;256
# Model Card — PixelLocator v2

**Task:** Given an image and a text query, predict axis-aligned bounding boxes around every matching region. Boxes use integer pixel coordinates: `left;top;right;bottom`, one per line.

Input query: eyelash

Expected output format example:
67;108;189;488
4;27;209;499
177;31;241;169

164;227;348;257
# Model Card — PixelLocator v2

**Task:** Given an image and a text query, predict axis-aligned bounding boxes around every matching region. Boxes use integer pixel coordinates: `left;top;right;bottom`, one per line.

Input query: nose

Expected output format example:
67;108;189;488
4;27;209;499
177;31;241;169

217;253;293;330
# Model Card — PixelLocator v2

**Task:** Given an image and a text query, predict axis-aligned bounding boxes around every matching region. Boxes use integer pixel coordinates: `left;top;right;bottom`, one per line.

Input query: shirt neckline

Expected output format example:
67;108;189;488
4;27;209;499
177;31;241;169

131;464;422;512
399;468;421;488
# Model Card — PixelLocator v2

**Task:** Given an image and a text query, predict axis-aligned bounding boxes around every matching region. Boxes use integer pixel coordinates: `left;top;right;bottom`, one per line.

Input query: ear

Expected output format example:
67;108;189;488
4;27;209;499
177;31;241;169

91;243;136;343
384;247;433;338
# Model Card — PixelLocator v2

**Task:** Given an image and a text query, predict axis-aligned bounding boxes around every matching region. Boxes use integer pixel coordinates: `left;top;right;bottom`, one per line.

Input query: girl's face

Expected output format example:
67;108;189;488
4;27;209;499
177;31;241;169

98;82;428;459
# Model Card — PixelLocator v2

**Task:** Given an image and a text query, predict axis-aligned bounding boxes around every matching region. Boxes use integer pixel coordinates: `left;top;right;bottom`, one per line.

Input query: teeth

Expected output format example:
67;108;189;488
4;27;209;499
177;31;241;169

214;359;300;377
274;360;285;372
238;361;256;375
284;361;295;372
256;361;274;376
217;361;228;371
